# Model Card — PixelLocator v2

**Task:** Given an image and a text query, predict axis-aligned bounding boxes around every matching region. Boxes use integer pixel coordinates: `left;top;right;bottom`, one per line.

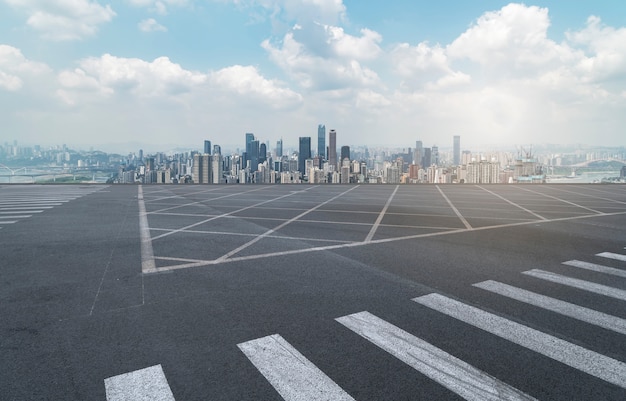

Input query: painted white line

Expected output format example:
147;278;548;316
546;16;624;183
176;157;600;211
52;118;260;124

563;260;626;278
148;186;267;215
138;185;156;273
436;186;473;230
0;210;43;214
365;185;399;242
238;334;355;401
0;206;53;210
150;187;317;241
216;186;358;261
597;252;626;262
474;280;626;335
0;220;17;224
413;293;626;389
0;215;30;219
515;186;603;214
104;364;175;401
337;311;536;401
523;269;626;301
476;186;547;220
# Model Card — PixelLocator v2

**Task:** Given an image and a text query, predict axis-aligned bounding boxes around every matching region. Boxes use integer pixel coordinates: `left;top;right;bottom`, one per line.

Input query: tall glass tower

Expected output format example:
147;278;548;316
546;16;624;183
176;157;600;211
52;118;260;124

298;137;311;176
317;124;326;159
453;135;461;166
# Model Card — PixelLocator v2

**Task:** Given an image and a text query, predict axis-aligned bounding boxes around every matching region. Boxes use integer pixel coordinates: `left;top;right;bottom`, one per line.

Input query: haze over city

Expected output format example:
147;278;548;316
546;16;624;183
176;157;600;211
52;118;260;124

1;0;626;152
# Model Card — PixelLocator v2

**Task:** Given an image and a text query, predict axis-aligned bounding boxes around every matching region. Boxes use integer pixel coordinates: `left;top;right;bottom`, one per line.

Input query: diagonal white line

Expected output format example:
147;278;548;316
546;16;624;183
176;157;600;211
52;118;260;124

476;186;547;220
150;187;318;241
563;260;626;278
238;334;354;401
523;269;626;300
515;186;602;214
365;185;398;242
337;311;536;401
413;293;626;389
215;186;358;261
436;185;472;230
147;186;267;214
596;252;626;262
105;364;175;401
474;280;626;335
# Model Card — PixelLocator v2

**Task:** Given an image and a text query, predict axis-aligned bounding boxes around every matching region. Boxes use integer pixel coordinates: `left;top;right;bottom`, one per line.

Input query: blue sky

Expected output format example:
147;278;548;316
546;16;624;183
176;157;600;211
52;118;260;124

1;1;625;153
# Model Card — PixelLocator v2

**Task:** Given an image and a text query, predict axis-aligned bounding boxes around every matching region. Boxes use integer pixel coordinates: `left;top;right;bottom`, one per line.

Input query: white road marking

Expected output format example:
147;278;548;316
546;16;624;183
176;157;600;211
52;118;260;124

515;186;603;214
0;220;17;224
238;334;355;401
104;364;175;401
523;269;626;301
138;185;156;273
0;215;30;219
597;252;626;262
215;186;358;261
337;311;537;401
563;260;626;278
0;210;43;214
436;186;473;230
473;280;626;335
413;293;626;389
476;186;547;220
0;206;53;210
365;185;399;242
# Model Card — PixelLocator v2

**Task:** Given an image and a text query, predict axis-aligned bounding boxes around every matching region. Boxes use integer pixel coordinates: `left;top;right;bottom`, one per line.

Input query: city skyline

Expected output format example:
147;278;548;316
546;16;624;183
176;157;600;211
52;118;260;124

1;1;626;150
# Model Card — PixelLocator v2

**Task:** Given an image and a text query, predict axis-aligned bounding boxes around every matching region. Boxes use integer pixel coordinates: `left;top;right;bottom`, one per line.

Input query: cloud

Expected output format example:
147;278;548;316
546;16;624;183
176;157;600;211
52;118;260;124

138;18;168;32
262;24;381;90
4;0;116;41
225;0;346;26
0;44;51;91
127;0;189;15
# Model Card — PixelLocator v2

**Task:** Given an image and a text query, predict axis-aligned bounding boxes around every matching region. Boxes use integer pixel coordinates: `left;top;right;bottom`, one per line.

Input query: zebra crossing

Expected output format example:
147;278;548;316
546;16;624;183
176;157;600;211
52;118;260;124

105;250;626;400
0;185;106;229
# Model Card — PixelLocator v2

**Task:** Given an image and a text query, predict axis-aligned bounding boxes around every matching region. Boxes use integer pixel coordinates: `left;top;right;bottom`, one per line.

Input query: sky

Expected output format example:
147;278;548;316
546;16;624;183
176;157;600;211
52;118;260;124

1;0;626;153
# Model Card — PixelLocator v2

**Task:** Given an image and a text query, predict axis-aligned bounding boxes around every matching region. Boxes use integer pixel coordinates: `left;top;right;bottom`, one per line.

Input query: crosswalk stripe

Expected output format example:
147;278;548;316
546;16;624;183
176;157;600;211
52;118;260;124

238;334;355;401
597;252;626;262
104;364;175;401
473;280;626;335
413;293;626;389
336;311;537;401
563;260;626;278
523;269;626;301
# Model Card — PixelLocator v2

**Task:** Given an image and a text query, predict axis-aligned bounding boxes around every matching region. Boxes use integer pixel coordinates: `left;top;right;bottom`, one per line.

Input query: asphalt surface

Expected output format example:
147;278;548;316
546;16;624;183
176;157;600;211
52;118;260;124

1;183;625;400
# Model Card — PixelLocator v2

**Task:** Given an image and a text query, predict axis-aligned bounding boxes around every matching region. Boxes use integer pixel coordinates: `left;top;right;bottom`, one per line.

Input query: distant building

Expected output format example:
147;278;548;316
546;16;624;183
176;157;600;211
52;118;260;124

453;135;460;165
204;140;212;155
466;158;500;183
328;129;337;169
298;137;311;177
414;140;423;168
276;138;283;158
318;124;326;159
341;145;350;162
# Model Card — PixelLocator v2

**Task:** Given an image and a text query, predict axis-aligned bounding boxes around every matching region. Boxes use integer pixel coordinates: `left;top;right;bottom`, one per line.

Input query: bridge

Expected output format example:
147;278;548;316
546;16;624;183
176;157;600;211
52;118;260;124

568;157;626;168
0;164;117;183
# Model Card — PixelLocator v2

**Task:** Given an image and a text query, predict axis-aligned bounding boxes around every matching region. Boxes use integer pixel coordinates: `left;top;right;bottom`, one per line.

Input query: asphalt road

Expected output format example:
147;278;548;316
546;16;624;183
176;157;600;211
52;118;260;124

1;183;625;400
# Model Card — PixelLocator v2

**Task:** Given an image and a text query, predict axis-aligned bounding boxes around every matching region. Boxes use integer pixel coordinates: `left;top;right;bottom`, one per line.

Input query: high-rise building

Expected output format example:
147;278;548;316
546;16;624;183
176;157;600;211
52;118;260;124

276;138;283;158
423;148;432;167
298;137;311;176
341;145;350;162
249;140;260;172
328;129;337;168
453;135;460;165
414;141;423;168
318;124;326;159
431;145;439;166
204;140;212;155
259;143;267;163
213;144;221;156
192;153;212;183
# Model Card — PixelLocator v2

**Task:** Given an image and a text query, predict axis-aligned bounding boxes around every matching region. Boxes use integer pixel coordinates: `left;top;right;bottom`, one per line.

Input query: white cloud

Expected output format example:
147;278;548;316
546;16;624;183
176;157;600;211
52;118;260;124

127;0;188;15
138;18;168;32
0;44;51;91
262;24;381;90
4;0;116;41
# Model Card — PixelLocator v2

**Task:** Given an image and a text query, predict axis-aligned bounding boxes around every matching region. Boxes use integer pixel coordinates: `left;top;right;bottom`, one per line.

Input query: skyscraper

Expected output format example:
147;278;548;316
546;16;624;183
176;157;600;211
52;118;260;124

341;145;350;162
259;143;267;163
249;140;260;172
204;140;212;155
432;145;439;166
276;138;283;158
328;129;337;168
453;135;461;166
298;137;311;176
414;141;423;168
423;148;432;167
318;124;326;159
